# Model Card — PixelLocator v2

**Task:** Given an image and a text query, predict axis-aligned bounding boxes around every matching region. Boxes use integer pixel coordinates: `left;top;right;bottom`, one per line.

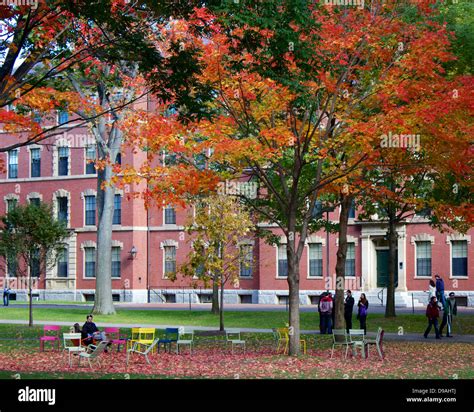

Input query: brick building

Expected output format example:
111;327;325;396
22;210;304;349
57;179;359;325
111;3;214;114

1;112;473;307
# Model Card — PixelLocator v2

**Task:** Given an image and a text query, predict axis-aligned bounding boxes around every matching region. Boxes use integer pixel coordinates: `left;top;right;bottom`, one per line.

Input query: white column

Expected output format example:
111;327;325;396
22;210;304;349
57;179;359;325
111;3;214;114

360;235;371;291
397;227;407;291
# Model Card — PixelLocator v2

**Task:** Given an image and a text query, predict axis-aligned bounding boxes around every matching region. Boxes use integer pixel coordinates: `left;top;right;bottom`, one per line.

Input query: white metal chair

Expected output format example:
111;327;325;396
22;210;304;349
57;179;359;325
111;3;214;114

364;327;384;360
126;337;160;365
226;329;246;354
63;333;85;367
176;329;194;354
349;329;366;358
78;340;109;368
331;329;351;359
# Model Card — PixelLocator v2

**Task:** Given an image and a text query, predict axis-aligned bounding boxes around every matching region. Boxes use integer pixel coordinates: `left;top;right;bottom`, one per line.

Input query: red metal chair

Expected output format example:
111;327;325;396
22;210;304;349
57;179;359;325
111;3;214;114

104;327;127;352
39;325;61;351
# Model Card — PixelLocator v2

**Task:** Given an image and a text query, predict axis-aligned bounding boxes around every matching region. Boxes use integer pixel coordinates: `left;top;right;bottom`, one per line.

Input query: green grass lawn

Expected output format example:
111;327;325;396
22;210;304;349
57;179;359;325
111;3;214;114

0;307;473;334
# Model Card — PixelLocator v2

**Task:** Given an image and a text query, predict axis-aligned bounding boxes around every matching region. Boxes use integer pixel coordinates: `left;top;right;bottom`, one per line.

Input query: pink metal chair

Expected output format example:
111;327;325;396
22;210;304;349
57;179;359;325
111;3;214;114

104;327;127;352
39;325;61;351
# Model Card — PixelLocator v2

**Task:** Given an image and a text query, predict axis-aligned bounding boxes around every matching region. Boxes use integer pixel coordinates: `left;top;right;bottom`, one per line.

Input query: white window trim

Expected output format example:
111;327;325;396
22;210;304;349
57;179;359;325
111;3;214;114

413;240;432;279
4;193;19;213
53;141;71;176
26;192;43;203
52;189;71;228
81;189;97;227
448;237;469;279
160;239;179;279
7;149;19;179
345;242;356;278
275;241;288;279
84;144;97;175
238;242;254;279
306;242;323;279
27;145;42;178
112;192;123;226
163;205;177;226
53;243;70;279
81;241;97;280
335;235;358;246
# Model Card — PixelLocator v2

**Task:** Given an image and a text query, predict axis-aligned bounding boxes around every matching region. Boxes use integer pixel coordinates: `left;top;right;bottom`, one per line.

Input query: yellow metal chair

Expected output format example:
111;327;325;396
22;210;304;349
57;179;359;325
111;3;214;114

127;328;156;353
274;327;307;355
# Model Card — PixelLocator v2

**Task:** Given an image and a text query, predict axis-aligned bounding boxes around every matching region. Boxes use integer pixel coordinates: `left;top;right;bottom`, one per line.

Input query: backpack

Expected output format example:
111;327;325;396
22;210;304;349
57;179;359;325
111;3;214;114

320;299;331;313
359;304;367;317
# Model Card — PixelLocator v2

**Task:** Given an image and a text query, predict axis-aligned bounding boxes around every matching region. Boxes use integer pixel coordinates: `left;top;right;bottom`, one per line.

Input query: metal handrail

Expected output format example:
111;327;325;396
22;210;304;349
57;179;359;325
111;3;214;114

377;288;385;306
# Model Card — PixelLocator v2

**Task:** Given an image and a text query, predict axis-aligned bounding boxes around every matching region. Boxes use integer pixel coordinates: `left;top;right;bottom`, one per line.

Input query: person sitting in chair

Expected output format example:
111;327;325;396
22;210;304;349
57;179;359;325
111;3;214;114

81;315;107;346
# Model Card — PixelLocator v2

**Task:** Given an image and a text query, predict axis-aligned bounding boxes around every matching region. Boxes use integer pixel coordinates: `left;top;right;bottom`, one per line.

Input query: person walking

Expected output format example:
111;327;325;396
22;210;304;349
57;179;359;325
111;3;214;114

3;286;11;306
357;293;369;334
344;290;355;333
440;292;457;337
424;296;441;339
319;292;333;334
435;275;446;307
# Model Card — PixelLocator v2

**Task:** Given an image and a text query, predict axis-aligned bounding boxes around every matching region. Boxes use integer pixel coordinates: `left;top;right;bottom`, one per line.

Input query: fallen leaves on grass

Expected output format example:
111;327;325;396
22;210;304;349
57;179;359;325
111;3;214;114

0;342;472;379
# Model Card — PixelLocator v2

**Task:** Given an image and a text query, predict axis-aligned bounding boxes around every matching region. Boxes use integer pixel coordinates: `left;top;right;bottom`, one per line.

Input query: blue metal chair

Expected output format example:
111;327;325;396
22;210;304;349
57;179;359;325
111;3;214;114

157;328;179;353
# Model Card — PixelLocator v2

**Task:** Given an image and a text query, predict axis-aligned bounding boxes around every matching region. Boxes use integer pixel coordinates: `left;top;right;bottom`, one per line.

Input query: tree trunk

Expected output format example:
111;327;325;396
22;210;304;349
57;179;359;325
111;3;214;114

211;274;219;314
93;161;116;315
219;272;224;331
334;196;351;330
287;241;301;356
385;217;397;318
28;275;33;327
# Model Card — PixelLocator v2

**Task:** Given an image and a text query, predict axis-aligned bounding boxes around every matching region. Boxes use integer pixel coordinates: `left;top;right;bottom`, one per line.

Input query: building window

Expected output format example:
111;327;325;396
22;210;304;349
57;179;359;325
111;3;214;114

6;199;17;213
58;147;69;176
164;246;176;277
30;249;40;277
7;253;17;277
8;150;18;179
115;153;121;165
113;194;121;225
164;206;176;225
416;241;431;277
312;200;323;219
85;145;96;174
239;244;253;278
57;197;68;223
29;197;41;207
58;111;69;125
85;195;96;226
348;200;356;219
452;240;468;277
30;148;41;177
112;247;121;278
308;243;323;277
57;247;68;278
277;245;288;277
84;247;96;278
345;243;355;277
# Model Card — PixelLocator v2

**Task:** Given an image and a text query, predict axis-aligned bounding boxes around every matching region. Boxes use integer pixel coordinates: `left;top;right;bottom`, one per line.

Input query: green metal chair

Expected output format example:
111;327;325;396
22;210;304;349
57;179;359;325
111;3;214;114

364;327;384;360
331;329;351;359
349;329;366;358
127;337;160;365
78;340;109;368
176;329;194;354
226;329;246;354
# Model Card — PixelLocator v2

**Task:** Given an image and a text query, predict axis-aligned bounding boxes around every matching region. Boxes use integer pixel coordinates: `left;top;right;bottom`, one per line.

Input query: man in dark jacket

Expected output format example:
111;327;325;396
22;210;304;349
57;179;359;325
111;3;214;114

424;296;440;339
440;292;458;337
82;315;107;345
435;275;446;307
344;290;355;333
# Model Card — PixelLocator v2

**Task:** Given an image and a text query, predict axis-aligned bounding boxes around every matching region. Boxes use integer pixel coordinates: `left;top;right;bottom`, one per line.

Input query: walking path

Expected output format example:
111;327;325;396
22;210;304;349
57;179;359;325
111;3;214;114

1;319;472;343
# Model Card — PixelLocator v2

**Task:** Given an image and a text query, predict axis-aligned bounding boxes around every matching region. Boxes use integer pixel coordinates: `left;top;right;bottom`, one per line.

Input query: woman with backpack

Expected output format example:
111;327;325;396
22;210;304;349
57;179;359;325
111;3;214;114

357;293;369;334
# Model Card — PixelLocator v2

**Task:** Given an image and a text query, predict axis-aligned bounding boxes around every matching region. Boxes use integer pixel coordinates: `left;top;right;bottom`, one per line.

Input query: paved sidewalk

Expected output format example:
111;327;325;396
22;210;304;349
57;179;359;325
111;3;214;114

0;319;472;343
